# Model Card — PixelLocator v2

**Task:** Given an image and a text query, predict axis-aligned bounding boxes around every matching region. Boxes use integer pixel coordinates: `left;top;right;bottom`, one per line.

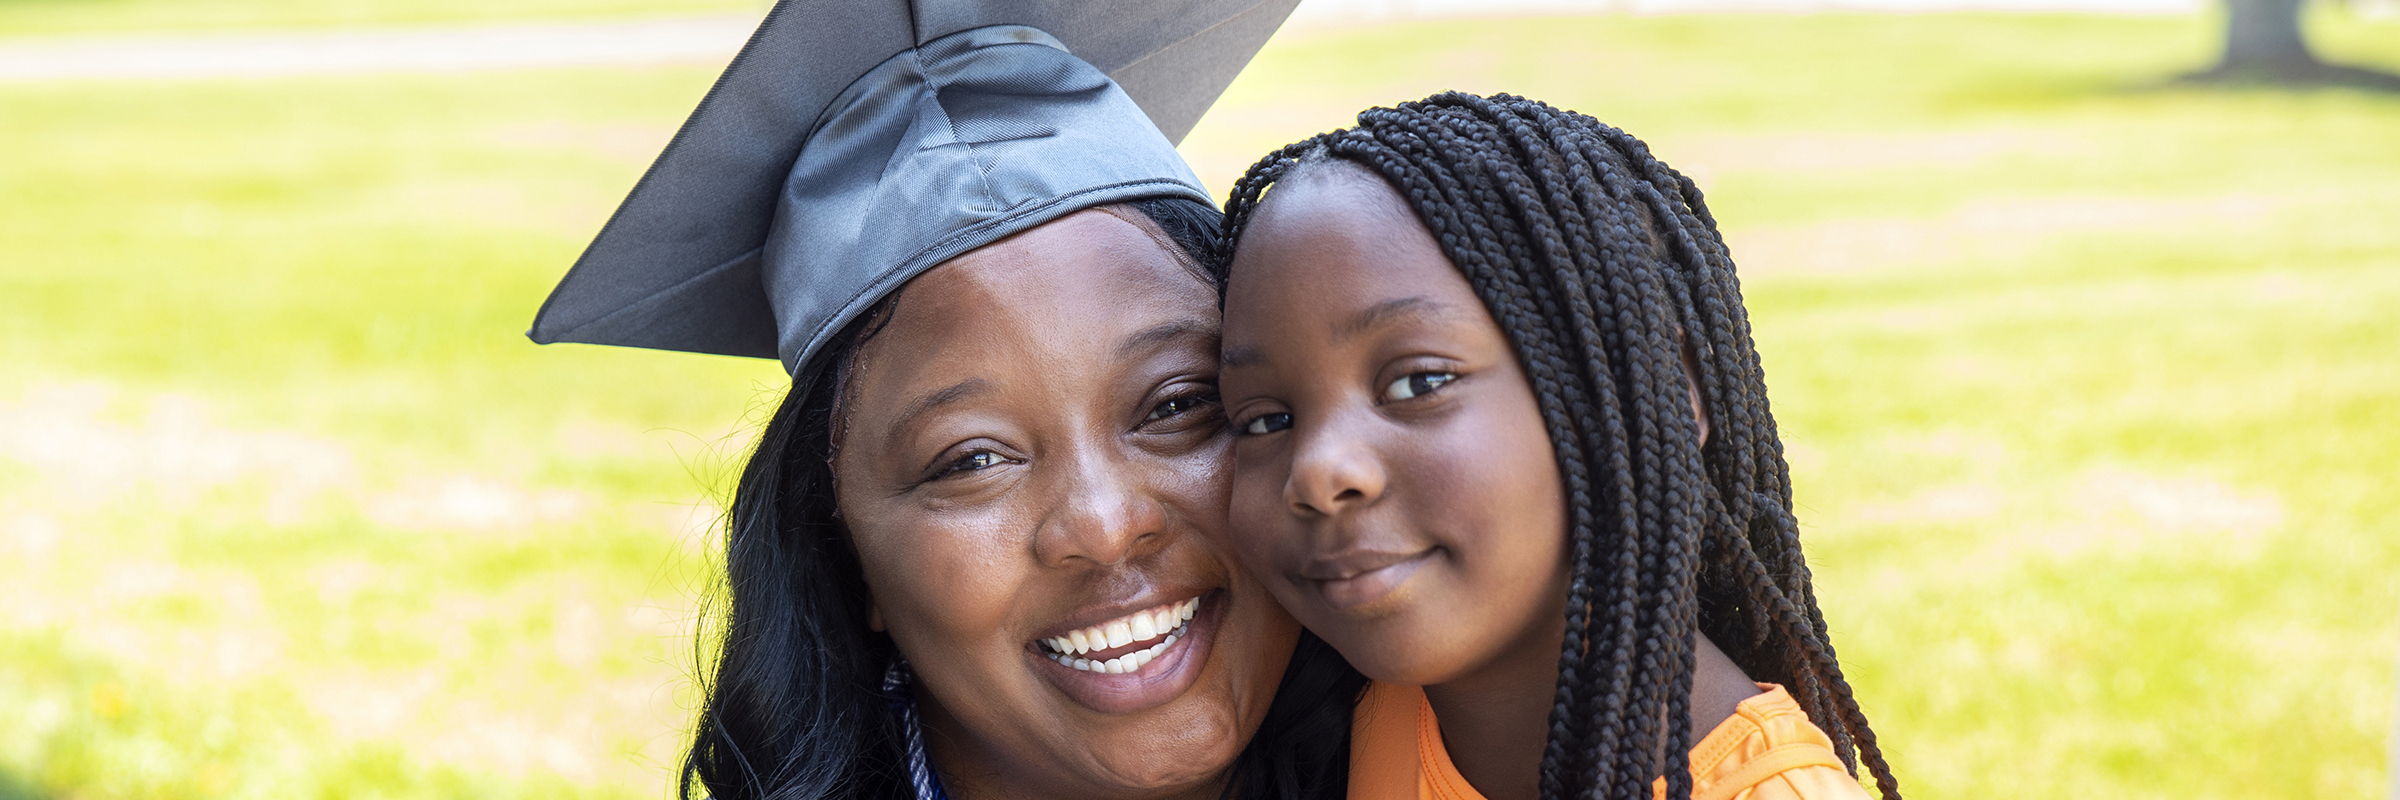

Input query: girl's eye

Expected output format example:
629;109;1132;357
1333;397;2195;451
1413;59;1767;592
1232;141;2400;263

1382;372;1456;402
1239;412;1291;436
1147;391;1219;422
933;450;1007;479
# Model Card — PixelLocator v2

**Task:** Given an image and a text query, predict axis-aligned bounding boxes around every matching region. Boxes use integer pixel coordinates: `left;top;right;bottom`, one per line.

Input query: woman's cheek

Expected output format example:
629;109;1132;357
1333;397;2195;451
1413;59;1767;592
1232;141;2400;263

856;512;1028;651
1214;575;1302;722
1164;435;1234;518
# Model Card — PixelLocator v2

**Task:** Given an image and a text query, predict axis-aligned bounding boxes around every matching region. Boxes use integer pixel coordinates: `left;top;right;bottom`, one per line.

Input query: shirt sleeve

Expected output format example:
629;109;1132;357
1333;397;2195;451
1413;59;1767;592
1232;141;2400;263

1715;763;1873;800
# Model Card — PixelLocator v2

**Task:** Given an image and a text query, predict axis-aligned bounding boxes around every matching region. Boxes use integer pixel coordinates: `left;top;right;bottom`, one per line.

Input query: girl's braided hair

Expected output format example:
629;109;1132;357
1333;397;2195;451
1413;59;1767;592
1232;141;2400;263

1220;92;1898;800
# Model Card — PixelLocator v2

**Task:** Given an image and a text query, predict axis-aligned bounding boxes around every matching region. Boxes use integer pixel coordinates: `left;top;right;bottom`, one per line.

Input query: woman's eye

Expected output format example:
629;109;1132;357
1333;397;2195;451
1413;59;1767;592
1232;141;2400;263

933;450;1007;479
1383;372;1457;402
1239;412;1291;436
1147;391;1219;422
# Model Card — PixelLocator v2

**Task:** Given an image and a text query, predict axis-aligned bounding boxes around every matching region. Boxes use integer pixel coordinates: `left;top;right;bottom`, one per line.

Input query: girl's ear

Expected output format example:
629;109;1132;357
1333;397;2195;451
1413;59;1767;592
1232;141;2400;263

868;601;886;632
1689;379;1710;448
1679;330;1712;447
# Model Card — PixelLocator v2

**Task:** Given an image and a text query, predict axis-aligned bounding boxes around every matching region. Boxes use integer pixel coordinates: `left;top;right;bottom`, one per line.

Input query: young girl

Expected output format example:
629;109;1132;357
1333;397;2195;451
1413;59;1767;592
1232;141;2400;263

1214;93;1900;800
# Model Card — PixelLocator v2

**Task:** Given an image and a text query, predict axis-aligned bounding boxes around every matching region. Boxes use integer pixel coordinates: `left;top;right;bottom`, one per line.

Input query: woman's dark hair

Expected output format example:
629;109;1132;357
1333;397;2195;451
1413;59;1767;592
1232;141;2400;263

680;195;1362;800
1220;93;1897;800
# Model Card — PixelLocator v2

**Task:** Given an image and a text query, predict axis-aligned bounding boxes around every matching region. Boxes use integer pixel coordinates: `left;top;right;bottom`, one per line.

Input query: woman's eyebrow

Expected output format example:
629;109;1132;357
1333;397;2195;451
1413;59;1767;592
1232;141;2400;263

1118;318;1218;360
885;378;992;447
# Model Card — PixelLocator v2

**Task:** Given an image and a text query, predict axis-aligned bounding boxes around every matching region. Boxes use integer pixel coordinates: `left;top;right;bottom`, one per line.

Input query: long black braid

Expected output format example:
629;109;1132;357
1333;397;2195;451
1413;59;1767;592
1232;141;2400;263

1220;92;1898;800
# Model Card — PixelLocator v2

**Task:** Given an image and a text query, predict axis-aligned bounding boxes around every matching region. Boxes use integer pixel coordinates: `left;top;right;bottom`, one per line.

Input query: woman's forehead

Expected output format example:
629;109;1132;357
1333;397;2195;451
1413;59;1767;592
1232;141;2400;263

841;210;1220;409
907;210;1211;321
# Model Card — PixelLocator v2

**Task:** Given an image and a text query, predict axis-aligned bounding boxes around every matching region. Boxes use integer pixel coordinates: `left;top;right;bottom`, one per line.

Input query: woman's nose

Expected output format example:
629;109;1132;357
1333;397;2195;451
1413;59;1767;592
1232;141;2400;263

1033;454;1170;568
1284;414;1386;518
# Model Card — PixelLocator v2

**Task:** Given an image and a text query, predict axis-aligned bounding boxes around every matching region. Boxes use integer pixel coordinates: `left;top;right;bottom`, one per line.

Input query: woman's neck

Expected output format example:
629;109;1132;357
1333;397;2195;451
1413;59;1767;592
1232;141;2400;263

922;702;1228;800
1421;631;1758;800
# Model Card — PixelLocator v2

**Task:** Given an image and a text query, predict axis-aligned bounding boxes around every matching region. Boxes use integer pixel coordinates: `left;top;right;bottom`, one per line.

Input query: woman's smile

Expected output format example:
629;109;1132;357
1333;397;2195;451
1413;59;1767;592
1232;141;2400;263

1031;591;1226;714
1037;594;1202;671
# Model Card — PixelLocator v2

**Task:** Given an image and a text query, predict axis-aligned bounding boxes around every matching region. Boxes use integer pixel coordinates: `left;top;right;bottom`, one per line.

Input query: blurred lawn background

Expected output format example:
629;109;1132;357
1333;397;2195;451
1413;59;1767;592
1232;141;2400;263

3;1;2398;798
0;0;764;36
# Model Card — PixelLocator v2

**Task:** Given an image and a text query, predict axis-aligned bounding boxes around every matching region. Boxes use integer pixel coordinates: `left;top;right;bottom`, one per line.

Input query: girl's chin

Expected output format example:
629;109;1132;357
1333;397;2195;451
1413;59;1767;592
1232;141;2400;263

1307;610;1478;688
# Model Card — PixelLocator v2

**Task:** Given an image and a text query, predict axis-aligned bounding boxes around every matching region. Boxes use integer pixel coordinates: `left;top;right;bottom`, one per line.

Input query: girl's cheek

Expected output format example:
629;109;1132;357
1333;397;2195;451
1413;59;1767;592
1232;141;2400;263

1225;474;1287;569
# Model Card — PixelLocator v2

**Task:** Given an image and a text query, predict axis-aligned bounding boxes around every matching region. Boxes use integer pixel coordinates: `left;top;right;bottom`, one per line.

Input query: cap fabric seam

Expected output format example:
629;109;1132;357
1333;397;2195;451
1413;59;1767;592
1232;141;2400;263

793;176;1206;371
524;0;804;341
1107;0;1273;76
917;42;1002;213
541;245;764;345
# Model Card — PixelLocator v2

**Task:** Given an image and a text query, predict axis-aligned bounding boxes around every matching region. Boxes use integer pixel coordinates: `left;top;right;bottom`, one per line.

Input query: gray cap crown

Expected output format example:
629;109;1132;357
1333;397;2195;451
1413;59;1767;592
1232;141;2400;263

527;0;1300;374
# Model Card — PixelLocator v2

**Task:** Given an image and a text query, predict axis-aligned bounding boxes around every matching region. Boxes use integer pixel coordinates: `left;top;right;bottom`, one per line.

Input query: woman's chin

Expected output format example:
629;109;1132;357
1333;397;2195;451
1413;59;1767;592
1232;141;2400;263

1032;590;1225;715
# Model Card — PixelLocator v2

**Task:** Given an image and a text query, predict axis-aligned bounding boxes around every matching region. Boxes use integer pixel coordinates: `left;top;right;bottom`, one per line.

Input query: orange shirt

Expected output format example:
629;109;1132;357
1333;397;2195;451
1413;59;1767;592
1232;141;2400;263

1348;681;1870;800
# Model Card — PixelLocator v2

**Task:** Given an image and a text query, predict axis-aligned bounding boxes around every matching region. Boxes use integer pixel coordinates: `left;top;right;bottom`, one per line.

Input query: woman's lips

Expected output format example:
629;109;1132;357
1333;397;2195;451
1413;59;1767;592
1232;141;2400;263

1299;548;1437;611
1036;596;1202;674
1030;591;1221;715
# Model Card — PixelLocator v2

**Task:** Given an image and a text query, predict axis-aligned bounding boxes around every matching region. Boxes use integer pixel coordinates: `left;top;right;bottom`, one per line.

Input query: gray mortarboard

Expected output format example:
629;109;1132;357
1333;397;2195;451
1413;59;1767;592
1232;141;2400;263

527;0;1302;375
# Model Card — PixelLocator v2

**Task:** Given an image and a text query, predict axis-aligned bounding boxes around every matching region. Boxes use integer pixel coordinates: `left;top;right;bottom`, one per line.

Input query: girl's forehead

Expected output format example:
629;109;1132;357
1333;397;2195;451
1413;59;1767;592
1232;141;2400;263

1231;162;1435;300
1224;166;1480;365
1256;159;1418;229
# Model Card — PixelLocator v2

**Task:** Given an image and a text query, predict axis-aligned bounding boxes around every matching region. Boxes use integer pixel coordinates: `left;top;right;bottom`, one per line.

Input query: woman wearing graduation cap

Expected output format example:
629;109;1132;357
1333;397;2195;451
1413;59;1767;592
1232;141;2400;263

530;1;1357;799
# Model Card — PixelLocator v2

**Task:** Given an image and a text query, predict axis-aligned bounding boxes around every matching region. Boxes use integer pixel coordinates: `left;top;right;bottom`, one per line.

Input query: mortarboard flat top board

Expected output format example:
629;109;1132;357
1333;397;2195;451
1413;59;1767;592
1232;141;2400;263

527;0;1302;375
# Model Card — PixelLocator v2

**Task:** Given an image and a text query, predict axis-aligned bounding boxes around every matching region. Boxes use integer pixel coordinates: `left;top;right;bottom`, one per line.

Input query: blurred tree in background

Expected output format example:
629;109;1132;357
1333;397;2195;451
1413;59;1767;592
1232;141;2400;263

2192;0;2400;86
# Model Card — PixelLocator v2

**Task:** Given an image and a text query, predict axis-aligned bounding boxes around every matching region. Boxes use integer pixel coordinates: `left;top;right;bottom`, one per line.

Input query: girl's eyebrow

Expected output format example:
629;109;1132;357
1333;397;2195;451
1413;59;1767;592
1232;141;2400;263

1334;296;1457;342
1222;296;1462;371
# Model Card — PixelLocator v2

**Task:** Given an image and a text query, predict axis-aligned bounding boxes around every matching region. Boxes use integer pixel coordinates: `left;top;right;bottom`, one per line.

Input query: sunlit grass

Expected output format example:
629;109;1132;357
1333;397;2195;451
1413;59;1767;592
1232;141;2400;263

0;63;776;799
0;0;764;37
3;9;2397;799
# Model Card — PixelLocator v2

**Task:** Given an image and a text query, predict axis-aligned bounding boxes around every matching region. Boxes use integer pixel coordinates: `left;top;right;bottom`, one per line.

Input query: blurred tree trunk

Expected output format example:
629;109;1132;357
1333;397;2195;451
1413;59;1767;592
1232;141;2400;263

2216;0;2316;73
2182;0;2400;88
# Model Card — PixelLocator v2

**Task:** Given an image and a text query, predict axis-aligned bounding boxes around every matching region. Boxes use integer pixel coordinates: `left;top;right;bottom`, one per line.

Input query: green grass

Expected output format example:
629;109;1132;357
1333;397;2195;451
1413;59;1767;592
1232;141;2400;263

0;63;778;798
0;0;763;37
4;9;2398;799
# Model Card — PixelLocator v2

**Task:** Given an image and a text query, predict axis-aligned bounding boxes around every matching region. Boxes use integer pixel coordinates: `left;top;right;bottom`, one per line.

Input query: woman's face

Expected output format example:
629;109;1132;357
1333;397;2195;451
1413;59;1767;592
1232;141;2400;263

1217;163;1570;688
833;208;1301;800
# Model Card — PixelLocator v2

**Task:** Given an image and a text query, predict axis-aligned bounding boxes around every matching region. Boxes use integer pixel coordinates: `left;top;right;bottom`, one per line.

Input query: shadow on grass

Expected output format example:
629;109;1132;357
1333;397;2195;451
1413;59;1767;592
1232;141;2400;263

2170;61;2400;92
0;768;53;800
2108;60;2400;98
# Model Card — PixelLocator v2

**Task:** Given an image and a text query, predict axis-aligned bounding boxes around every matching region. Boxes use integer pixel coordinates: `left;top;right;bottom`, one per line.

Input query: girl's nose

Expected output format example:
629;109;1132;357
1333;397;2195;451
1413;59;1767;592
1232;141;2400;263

1284;415;1386;518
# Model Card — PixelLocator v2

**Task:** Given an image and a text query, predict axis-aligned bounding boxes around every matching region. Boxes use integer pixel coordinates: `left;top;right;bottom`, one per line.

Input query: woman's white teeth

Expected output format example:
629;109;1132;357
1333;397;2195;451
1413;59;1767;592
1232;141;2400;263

1056;633;1179;674
1039;597;1202;664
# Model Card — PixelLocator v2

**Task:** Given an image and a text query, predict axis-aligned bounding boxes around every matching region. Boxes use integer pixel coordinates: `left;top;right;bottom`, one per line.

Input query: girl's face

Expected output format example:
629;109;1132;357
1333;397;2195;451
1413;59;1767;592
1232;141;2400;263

834;209;1300;800
1219;163;1570;687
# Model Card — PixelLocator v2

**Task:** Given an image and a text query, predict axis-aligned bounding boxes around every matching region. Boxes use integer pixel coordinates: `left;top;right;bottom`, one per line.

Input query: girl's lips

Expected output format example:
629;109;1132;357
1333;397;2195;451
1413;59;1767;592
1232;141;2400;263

1302;549;1437;611
1030;590;1223;715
